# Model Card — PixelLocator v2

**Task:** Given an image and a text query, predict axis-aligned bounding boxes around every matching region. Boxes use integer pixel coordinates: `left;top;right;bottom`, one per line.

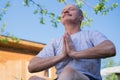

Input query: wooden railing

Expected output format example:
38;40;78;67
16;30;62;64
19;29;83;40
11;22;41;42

101;66;120;80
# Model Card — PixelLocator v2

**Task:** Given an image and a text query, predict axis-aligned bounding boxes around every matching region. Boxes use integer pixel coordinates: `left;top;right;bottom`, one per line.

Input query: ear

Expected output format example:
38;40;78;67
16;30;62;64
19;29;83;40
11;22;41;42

79;15;83;21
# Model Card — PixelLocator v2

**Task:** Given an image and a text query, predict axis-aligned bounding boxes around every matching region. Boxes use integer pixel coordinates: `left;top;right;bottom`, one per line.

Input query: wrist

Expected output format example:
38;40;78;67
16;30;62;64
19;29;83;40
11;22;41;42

69;51;77;58
59;53;67;61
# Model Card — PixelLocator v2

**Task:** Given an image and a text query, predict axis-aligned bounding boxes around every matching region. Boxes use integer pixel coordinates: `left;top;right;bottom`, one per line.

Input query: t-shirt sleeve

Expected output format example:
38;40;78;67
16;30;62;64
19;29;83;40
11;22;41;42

36;39;56;58
90;31;108;46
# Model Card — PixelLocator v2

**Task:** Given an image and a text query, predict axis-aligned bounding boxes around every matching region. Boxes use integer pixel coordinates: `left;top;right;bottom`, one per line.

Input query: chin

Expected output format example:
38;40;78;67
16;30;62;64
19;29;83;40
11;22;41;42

61;18;76;24
63;18;74;22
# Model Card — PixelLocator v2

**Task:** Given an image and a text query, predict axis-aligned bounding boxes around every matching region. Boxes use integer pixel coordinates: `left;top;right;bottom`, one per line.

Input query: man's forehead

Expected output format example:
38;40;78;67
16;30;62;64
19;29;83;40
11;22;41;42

62;4;83;16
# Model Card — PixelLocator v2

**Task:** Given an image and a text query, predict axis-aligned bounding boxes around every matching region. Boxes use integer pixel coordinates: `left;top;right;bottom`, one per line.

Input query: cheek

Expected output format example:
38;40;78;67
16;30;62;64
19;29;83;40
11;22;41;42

71;12;78;17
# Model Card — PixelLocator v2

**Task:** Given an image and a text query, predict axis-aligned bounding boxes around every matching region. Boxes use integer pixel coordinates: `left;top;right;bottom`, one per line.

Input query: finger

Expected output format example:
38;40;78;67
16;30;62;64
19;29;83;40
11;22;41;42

66;34;72;44
64;32;73;47
63;35;69;51
65;32;69;39
66;32;70;37
63;35;66;46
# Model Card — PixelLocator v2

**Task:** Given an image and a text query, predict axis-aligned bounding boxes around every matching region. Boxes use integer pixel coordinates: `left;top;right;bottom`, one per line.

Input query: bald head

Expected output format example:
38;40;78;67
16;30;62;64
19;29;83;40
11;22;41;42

62;4;83;16
72;4;83;16
61;4;83;25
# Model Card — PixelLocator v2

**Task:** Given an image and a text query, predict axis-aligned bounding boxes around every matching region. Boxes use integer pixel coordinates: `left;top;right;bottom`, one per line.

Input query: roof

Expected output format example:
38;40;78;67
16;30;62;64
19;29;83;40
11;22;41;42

0;35;45;54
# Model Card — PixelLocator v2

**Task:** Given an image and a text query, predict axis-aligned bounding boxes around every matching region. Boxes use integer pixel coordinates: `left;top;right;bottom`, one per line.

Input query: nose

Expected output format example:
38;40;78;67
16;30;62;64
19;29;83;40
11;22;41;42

63;9;69;14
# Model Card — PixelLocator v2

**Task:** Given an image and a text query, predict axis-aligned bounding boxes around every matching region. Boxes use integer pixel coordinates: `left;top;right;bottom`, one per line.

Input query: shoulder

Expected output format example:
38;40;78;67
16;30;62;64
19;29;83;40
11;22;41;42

80;30;105;36
80;30;101;34
83;30;108;46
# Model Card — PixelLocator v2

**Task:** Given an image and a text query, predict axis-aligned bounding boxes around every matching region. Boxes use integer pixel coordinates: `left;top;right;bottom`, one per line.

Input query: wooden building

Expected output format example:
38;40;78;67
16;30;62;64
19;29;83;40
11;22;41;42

0;35;56;80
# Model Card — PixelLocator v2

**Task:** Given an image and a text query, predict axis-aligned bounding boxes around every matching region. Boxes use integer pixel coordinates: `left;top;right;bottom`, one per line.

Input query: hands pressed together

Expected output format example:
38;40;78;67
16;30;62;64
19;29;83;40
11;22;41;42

62;32;76;59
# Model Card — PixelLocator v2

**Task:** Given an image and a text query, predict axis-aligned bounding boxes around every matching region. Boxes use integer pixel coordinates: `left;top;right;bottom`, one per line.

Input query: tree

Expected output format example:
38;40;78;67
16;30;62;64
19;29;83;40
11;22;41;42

0;1;19;43
23;0;118;27
0;0;118;42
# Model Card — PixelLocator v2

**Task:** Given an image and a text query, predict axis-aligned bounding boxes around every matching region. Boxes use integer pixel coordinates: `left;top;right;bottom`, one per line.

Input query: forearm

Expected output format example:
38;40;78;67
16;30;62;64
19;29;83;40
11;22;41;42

28;54;65;73
72;40;116;59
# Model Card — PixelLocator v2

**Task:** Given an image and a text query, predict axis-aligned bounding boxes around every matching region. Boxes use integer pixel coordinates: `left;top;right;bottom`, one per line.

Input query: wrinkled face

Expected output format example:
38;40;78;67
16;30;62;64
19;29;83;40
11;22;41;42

61;4;82;24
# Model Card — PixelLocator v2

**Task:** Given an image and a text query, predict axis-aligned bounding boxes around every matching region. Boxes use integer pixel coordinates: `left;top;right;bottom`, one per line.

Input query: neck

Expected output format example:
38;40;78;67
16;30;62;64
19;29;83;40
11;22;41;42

64;23;81;35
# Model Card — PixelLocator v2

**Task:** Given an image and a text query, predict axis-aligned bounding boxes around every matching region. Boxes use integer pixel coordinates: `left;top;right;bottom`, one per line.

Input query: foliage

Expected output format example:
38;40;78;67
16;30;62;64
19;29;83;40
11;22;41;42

102;58;118;80
104;73;118;80
94;0;118;15
0;0;118;28
0;1;10;21
23;0;118;27
0;1;19;43
0;23;19;44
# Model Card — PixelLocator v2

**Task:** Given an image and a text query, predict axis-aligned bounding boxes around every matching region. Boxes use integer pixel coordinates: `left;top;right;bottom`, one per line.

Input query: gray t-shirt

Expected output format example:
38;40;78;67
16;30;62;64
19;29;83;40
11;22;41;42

36;30;108;80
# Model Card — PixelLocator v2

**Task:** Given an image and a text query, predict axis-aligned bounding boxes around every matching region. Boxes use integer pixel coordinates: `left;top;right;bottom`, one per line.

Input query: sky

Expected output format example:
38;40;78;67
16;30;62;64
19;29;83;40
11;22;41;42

0;0;120;65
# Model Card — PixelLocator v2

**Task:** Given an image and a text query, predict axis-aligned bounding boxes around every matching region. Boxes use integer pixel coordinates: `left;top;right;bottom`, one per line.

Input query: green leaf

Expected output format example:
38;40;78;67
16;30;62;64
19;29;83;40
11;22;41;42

57;0;65;3
2;22;6;27
0;23;6;33
5;1;11;7
81;21;85;28
40;17;45;24
33;10;39;14
52;22;57;27
0;38;8;44
49;13;55;18
50;19;58;27
24;0;29;6
112;3;118;8
75;0;83;8
57;16;61;22
102;11;107;15
41;9;47;15
5;1;10;7
11;35;19;43
77;1;83;8
83;11;87;18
